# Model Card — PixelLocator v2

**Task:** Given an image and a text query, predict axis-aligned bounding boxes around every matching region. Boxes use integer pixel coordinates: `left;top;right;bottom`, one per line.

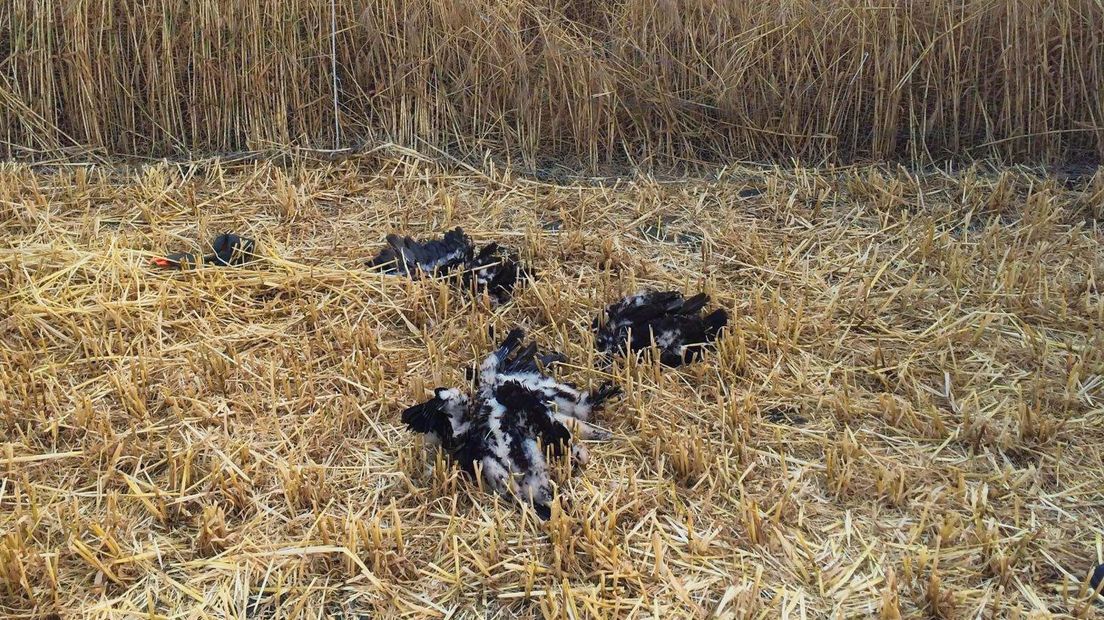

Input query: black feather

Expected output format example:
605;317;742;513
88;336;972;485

400;398;457;448
677;293;710;315
1090;563;1104;593
154;233;256;269
206;233;256;266
368;227;474;276
537;352;567;368
533;502;552;520
493;328;526;364
464;242;527;303
702;308;729;337
587;382;623;409
595;290;729;366
497;381;571;455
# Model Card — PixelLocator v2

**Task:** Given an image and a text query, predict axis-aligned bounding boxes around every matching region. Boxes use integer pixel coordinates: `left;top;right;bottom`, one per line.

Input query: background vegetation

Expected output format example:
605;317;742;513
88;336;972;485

3;0;1103;168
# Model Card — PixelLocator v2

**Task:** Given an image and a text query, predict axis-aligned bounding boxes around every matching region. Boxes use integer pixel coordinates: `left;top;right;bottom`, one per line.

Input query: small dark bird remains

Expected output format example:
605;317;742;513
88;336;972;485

367;227;473;277
153;233;257;269
594;290;728;366
368;227;528;303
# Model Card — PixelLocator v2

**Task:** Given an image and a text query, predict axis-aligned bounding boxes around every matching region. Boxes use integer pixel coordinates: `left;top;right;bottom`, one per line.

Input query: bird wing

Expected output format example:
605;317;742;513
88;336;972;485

601;291;683;328
401;399;455;445
674;293;710;316
368;228;473;275
463;242;527;303
416;227;473;273
495;381;571;455
492;328;526;365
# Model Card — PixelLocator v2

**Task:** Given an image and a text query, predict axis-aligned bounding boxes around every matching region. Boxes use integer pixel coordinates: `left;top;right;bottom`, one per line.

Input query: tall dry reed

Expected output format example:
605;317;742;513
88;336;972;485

2;0;1103;167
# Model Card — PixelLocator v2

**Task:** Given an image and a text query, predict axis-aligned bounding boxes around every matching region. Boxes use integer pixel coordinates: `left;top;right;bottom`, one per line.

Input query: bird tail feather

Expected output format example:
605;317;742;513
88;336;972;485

679;293;710;315
587;382;623;410
702;309;729;340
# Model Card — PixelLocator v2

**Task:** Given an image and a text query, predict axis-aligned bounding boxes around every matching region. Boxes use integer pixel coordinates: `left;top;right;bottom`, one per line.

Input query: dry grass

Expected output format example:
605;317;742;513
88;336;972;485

1;151;1103;617
3;0;1104;166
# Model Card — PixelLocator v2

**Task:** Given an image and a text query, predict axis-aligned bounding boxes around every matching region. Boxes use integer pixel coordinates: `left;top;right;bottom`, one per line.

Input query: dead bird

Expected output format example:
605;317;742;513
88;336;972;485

152;233;257;269
462;242;528;305
593;290;728;366
401;328;620;520
368;227;529;303
367;227;474;277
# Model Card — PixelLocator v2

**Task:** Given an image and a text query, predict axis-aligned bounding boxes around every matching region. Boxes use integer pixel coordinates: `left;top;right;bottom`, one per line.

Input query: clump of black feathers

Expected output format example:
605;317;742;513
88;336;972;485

367;227;528;304
401;328;620;520
593;290;728;366
153;233;257;269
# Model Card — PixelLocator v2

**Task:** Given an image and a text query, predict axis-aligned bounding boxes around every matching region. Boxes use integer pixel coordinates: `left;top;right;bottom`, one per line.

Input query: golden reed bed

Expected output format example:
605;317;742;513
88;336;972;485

1;152;1102;617
3;0;1103;165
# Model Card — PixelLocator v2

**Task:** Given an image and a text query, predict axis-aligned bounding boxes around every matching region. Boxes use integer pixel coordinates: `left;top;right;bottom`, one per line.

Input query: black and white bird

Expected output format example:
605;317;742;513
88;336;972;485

367;227;527;303
367;227;474;277
593;291;728;366
463;242;527;305
401;328;620;520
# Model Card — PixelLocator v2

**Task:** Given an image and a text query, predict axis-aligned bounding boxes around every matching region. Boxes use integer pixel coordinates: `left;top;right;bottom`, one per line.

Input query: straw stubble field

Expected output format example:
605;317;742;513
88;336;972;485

1;153;1104;618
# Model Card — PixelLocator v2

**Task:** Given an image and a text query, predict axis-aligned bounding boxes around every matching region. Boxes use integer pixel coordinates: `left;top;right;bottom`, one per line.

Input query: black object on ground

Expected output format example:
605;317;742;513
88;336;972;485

153;233;257;269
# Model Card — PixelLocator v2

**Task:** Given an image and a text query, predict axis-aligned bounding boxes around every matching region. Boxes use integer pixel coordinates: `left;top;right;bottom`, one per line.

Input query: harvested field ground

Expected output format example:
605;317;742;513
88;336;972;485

2;154;1104;618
